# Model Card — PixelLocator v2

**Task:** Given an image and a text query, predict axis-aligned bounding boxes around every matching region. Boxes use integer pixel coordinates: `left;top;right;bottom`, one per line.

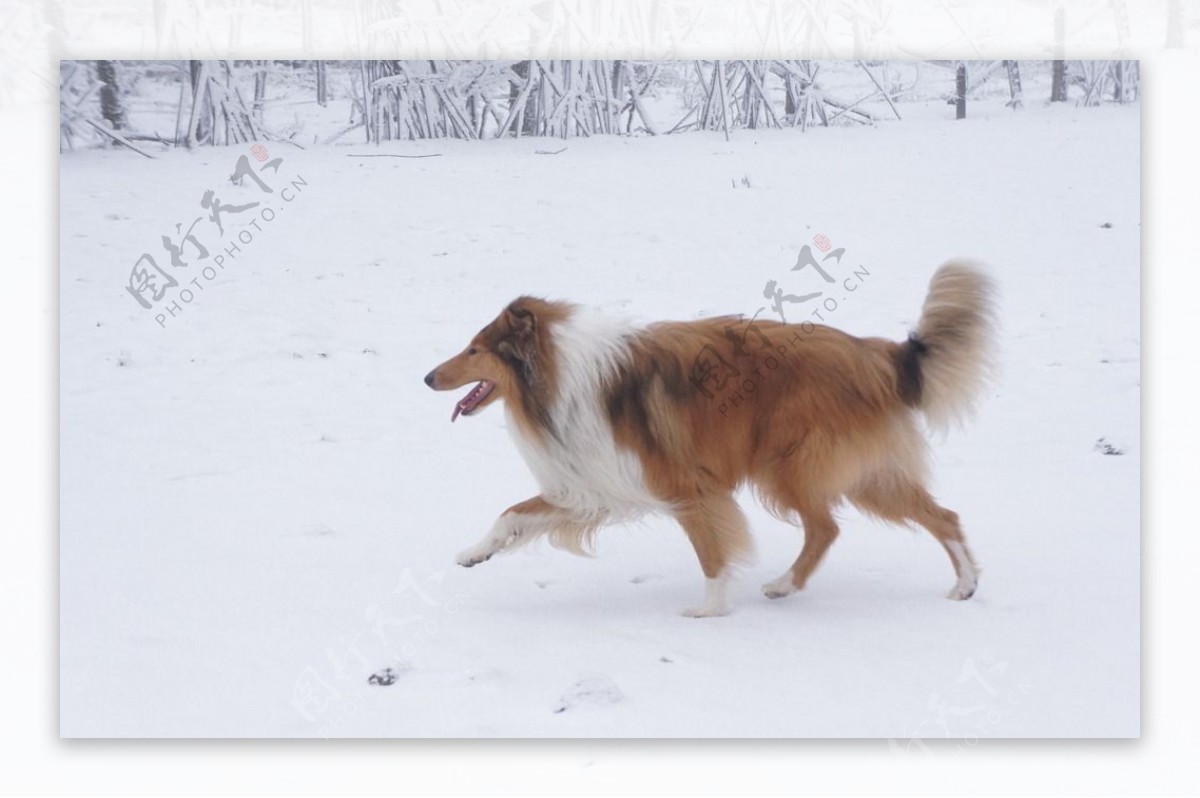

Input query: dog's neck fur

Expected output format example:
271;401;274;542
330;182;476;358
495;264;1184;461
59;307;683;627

504;307;667;522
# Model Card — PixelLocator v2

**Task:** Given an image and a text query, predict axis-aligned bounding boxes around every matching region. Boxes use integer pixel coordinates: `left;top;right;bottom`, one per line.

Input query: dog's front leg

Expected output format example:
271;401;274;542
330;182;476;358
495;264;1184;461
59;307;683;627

456;495;560;568
674;494;754;617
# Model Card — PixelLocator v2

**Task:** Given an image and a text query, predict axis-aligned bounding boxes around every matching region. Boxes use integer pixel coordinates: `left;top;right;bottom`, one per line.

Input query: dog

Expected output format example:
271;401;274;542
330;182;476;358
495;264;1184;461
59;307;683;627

424;261;996;616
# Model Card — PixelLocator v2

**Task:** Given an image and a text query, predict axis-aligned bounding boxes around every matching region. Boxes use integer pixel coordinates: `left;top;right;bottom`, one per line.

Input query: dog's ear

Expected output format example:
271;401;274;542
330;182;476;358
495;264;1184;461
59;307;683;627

504;302;536;336
495;302;540;376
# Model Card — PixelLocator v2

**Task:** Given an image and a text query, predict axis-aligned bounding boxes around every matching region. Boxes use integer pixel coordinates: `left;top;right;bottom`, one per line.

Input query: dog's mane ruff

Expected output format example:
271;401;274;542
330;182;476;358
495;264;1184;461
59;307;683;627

504;306;670;547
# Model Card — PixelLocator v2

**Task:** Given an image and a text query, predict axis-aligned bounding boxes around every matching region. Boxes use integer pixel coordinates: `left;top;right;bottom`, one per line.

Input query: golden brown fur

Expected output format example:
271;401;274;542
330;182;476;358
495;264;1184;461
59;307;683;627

426;261;997;615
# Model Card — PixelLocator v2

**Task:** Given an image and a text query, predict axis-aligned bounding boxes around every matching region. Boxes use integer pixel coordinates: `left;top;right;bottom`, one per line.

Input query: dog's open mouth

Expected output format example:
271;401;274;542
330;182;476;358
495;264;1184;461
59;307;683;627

451;380;496;422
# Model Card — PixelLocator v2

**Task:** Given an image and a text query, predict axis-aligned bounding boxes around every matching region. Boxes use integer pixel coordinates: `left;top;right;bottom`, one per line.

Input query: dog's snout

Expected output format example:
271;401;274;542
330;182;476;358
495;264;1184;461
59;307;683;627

424;370;437;388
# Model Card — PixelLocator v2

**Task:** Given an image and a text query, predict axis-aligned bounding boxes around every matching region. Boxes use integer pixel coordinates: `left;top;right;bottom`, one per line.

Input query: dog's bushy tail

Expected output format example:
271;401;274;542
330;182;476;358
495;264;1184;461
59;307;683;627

897;260;998;433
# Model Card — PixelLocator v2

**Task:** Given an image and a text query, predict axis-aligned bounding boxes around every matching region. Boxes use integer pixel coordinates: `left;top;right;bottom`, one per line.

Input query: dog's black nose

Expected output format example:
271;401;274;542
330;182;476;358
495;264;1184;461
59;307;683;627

424;370;436;388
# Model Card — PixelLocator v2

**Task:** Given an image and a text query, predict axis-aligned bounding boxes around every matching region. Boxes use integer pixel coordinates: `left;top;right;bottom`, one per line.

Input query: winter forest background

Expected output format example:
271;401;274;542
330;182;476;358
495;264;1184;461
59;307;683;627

62;58;1139;152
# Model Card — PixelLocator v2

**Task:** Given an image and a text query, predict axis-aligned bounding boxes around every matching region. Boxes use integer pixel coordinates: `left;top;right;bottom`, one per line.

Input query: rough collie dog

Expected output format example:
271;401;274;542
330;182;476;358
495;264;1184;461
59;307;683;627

424;261;996;617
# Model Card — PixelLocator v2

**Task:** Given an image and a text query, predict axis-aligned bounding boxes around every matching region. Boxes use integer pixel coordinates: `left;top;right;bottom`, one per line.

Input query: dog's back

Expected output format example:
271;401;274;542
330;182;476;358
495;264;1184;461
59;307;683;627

615;261;996;508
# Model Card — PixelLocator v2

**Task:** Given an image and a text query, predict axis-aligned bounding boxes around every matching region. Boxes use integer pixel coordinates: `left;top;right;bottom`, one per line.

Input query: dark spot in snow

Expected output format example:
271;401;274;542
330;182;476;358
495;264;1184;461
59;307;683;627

1095;437;1125;456
659;656;673;664
362;347;378;355
368;667;398;686
317;352;329;359
1099;222;1113;228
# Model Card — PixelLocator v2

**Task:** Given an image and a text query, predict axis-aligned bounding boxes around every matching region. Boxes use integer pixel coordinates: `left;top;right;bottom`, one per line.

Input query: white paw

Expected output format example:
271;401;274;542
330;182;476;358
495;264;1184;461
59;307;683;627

681;603;730;618
456;547;494;568
681;576;731;617
761;574;797;600
946;577;977;600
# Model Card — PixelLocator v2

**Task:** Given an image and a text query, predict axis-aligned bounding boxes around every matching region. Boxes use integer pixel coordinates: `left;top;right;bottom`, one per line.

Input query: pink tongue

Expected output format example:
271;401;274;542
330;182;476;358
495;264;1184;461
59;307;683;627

451;381;488;423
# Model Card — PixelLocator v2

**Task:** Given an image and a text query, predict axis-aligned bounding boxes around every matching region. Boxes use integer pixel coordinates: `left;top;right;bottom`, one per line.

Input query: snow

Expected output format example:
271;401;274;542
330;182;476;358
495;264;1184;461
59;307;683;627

60;102;1139;738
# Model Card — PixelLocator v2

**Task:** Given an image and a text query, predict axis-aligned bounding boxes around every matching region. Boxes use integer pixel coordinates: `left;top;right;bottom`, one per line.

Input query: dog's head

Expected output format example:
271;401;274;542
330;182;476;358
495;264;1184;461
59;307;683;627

424;296;568;422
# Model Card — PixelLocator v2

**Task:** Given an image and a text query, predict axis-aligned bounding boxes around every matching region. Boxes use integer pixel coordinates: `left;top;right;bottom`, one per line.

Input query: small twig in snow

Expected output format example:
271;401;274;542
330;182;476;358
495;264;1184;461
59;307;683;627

346;153;442;158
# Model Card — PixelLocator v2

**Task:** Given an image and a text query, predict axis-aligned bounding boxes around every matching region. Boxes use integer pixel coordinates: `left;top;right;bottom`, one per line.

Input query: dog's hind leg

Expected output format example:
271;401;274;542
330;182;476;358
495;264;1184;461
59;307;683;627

674;494;753;618
761;503;840;600
456;495;596;567
848;474;980;600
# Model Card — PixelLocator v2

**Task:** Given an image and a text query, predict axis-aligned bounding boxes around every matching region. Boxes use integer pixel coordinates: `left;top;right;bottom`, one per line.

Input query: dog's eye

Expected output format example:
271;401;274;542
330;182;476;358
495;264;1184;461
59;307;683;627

468;347;478;356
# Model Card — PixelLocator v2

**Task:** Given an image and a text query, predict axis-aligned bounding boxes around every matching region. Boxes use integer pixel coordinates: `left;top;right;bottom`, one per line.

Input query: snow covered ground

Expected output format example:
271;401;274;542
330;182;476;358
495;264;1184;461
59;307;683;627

60;102;1139;738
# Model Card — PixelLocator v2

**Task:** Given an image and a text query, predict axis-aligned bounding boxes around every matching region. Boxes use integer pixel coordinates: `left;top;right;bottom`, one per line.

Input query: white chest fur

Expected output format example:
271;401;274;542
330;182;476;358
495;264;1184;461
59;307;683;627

505;309;668;522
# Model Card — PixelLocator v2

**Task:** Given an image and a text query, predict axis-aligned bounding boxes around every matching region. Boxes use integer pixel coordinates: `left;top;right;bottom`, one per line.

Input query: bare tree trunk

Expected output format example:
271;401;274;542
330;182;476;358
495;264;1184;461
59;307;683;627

715;60;730;140
253;60;268;123
316;60;327;106
188;60;211;147
359;60;372;143
511;61;539;137
95;60;127;130
1051;7;1067;102
1051;60;1067;102
955;62;967;120
612;60;630;133
784;74;798;118
1003;60;1023;109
